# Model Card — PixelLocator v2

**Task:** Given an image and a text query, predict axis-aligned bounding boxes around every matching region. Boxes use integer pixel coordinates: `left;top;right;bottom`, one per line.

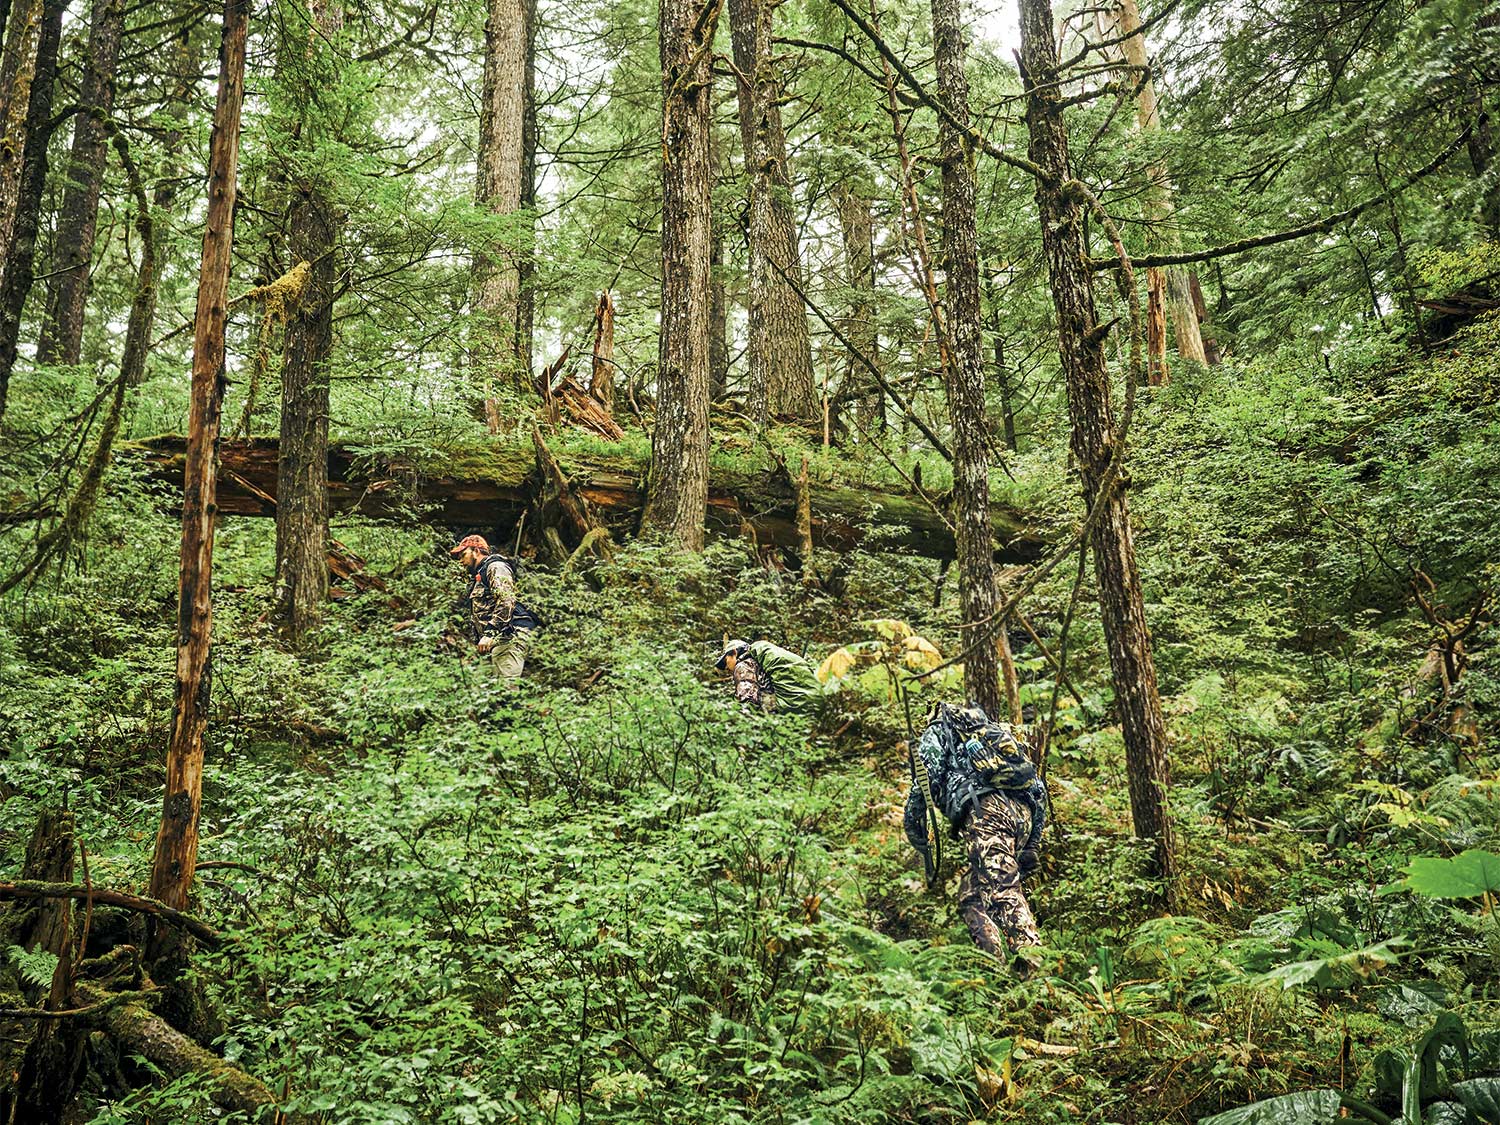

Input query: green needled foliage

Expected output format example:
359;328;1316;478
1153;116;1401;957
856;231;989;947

0;0;1498;1117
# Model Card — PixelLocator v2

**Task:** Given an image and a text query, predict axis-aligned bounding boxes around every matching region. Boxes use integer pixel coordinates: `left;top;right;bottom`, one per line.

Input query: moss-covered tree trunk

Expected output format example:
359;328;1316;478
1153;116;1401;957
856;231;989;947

644;0;716;549
150;0;249;912
0;0;42;256
0;0;63;422
1019;0;1176;883
929;0;1003;718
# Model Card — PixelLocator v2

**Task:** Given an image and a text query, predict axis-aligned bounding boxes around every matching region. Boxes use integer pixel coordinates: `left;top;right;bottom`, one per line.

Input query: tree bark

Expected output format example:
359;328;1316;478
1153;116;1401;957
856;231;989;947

0;0;42;256
728;0;815;421
149;0;249;913
1019;0;1176;882
1111;0;1206;374
473;0;534;404
644;0;716;549
274;0;343;645
929;0;1003;718
0;0;63;422
36;0;124;367
834;181;881;429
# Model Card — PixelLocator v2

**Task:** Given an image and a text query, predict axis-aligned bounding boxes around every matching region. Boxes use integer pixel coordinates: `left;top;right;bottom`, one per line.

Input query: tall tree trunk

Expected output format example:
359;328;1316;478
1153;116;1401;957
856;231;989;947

1019;0;1176;882
149;0;249;913
129;19;197;388
273;0;343;645
644;0;716;548
709;217;729;400
0;0;42;255
728;0;815;421
1112;0;1206;375
473;0;533;408
929;0;1002;718
36;0;124;367
834;181;881;428
0;0;63;422
514;0;537;377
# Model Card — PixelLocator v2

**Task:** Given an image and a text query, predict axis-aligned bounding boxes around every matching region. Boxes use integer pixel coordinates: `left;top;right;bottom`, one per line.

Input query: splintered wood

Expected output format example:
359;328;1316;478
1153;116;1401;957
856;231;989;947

536;340;626;441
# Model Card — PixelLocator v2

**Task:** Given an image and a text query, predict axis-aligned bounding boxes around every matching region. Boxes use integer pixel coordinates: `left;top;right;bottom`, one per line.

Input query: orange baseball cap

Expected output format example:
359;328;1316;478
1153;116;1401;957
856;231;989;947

448;534;490;557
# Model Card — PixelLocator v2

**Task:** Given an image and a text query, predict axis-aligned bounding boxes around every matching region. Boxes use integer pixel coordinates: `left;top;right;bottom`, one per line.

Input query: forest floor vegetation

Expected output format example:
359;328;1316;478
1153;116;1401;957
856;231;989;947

2;320;1499;1122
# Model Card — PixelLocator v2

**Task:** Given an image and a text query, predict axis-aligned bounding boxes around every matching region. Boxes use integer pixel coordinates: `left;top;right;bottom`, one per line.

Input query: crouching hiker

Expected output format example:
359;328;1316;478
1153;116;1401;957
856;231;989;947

450;534;540;679
905;703;1049;962
716;638;821;716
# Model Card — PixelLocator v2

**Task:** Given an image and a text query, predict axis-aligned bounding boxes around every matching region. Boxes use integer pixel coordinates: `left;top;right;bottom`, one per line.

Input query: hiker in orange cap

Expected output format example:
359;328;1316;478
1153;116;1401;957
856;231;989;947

450;534;540;679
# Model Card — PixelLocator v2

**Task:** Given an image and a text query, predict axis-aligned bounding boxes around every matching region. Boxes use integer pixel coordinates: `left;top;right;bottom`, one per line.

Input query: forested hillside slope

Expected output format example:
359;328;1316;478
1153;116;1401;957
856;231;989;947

0;0;1496;1120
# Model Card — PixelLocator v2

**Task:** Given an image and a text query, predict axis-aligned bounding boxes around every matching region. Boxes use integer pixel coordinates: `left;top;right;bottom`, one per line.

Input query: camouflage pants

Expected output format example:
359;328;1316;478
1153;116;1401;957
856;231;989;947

958;792;1040;956
488;628;534;680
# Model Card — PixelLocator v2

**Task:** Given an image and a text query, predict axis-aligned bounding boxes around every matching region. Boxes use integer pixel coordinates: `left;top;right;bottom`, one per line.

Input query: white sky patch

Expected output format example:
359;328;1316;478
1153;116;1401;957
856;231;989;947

972;0;1024;57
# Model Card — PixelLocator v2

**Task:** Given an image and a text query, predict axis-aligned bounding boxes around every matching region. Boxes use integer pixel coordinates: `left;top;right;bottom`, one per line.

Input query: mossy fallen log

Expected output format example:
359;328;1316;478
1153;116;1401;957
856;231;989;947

131;435;1043;563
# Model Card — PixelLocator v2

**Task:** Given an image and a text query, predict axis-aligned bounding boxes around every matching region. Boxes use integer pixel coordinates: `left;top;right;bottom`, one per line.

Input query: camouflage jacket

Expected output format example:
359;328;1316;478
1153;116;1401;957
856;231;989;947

466;555;539;641
904;706;1048;869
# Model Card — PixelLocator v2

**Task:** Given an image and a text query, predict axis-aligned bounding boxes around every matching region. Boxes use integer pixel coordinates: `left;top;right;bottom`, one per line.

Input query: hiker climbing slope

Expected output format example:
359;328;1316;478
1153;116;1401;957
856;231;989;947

716;638;821;715
450;534;540;678
905;703;1049;959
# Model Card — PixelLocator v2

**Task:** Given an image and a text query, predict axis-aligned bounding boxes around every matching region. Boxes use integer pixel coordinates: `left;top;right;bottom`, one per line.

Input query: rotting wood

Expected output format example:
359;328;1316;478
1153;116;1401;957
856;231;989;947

531;423;613;562
131;435;1044;564
76;981;279;1114
590;289;616;411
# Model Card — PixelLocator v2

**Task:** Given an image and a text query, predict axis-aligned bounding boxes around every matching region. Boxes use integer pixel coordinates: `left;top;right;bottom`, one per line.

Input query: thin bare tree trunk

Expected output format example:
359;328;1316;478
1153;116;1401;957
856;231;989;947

274;0;343;645
644;0;717;548
36;0;124;366
728;0;815;421
1112;0;1205;374
1019;0;1175;882
149;0;249;912
929;0;1002;718
0;0;63;422
473;0;533;409
709;219;729;400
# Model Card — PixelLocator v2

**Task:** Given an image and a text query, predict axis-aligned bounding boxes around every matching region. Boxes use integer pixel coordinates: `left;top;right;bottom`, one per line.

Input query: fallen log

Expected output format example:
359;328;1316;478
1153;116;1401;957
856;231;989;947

80;982;279;1114
130;436;1043;563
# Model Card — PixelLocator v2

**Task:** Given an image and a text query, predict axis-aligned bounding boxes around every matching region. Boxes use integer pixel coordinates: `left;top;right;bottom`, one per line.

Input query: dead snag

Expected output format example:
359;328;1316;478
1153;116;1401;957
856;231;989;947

149;0;250;917
591;289;616;411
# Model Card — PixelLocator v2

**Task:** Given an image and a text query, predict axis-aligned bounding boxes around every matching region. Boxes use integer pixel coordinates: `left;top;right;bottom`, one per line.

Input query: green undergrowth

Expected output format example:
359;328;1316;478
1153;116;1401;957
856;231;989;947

1;319;1497;1123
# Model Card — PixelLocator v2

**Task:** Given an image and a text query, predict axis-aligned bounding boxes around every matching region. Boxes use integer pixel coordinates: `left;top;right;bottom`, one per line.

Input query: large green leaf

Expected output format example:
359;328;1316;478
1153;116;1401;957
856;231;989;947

1454;1078;1500;1124
1199;1089;1342;1125
1416;1012;1471;1099
1401;850;1500;900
